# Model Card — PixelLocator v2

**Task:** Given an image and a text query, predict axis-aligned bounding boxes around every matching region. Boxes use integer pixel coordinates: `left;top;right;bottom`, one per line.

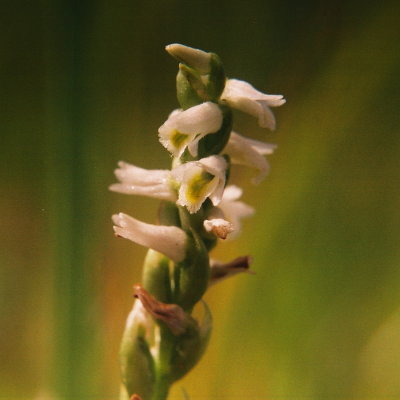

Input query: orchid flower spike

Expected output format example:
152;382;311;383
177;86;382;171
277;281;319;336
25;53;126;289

112;213;187;262
224;131;277;184
221;79;285;130
109;161;176;200
158;102;223;158
204;185;254;239
172;155;228;214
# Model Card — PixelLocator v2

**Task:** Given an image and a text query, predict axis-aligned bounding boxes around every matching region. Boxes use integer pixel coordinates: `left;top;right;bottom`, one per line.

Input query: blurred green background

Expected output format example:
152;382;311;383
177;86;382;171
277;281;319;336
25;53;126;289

2;0;400;399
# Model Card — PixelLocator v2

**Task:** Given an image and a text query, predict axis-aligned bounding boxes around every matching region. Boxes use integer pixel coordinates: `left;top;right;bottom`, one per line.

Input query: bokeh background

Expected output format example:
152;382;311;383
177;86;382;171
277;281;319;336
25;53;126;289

2;0;400;399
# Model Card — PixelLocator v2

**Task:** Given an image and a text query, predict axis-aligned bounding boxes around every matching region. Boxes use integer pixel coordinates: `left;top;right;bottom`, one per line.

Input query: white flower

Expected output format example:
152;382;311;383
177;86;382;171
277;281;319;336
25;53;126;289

221;79;285;130
109;161;176;201
165;43;212;74
158;102;223;158
112;213;187;262
205;185;254;239
172;155;227;214
224;131;277;184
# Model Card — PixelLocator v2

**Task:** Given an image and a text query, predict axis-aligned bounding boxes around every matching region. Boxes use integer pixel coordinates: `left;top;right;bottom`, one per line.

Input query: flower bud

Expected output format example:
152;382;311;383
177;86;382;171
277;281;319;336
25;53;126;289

142;250;172;304
169;301;212;382
119;301;155;400
166;44;212;74
168;43;226;107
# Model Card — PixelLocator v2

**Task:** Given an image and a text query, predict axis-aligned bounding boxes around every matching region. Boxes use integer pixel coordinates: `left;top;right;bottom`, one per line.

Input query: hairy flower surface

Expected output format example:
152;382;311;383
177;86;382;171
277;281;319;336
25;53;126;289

109;161;176;200
224;131;277;184
158;102;223;157
221;79;285;130
172;155;227;213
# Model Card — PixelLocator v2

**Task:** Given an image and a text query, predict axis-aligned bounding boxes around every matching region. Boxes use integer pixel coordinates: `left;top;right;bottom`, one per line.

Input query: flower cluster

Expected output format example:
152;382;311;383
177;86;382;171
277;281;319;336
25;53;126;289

111;44;285;400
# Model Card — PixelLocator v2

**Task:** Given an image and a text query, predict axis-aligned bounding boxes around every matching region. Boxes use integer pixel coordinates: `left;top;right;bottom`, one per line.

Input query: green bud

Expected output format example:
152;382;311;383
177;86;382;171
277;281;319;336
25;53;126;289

171;45;226;109
176;67;203;110
142;250;172;304
119;302;155;400
205;53;226;101
196;105;233;158
170;301;212;382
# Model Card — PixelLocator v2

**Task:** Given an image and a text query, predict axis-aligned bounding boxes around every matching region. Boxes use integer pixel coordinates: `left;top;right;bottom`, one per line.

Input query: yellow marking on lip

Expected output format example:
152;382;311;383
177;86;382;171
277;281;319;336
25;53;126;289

186;171;214;203
170;129;191;149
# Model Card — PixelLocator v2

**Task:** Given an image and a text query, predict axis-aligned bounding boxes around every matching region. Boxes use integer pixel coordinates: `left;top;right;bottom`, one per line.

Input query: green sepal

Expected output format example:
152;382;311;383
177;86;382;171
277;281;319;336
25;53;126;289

205;53;226;101
176;67;203;110
196;105;233;158
176;53;226;109
170;301;212;382
119;307;155;400
142;250;172;304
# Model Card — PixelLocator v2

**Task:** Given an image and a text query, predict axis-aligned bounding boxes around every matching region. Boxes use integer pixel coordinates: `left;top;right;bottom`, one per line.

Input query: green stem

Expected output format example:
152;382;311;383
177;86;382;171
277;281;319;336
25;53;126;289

151;374;170;400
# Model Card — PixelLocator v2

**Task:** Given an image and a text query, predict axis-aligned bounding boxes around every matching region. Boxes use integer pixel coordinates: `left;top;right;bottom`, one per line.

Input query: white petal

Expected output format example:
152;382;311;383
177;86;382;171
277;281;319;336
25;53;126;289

222;79;285;106
114;161;171;186
224;132;276;184
174;102;222;134
165;43;211;74
221;184;243;202
158;102;223;157
221;79;285;130
112;213;187;262
110;161;176;200
109;183;175;201
216;185;255;239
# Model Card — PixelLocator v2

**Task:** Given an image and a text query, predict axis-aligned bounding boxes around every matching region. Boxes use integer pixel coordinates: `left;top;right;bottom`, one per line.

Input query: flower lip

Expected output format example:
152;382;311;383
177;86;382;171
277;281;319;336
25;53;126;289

172;155;228;214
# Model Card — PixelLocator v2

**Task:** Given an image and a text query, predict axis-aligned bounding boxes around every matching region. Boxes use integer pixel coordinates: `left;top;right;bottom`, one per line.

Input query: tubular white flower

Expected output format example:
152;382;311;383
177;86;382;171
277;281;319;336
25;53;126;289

221;79;285;130
112;213;187;262
109;161;176;201
158;102;223;158
224;131;277;184
165;43;212;74
209;185;254;239
172;155;228;214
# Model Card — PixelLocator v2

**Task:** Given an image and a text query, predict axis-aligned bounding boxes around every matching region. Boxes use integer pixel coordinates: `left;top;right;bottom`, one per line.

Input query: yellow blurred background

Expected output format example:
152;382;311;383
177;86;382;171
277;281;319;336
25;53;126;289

1;1;400;399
